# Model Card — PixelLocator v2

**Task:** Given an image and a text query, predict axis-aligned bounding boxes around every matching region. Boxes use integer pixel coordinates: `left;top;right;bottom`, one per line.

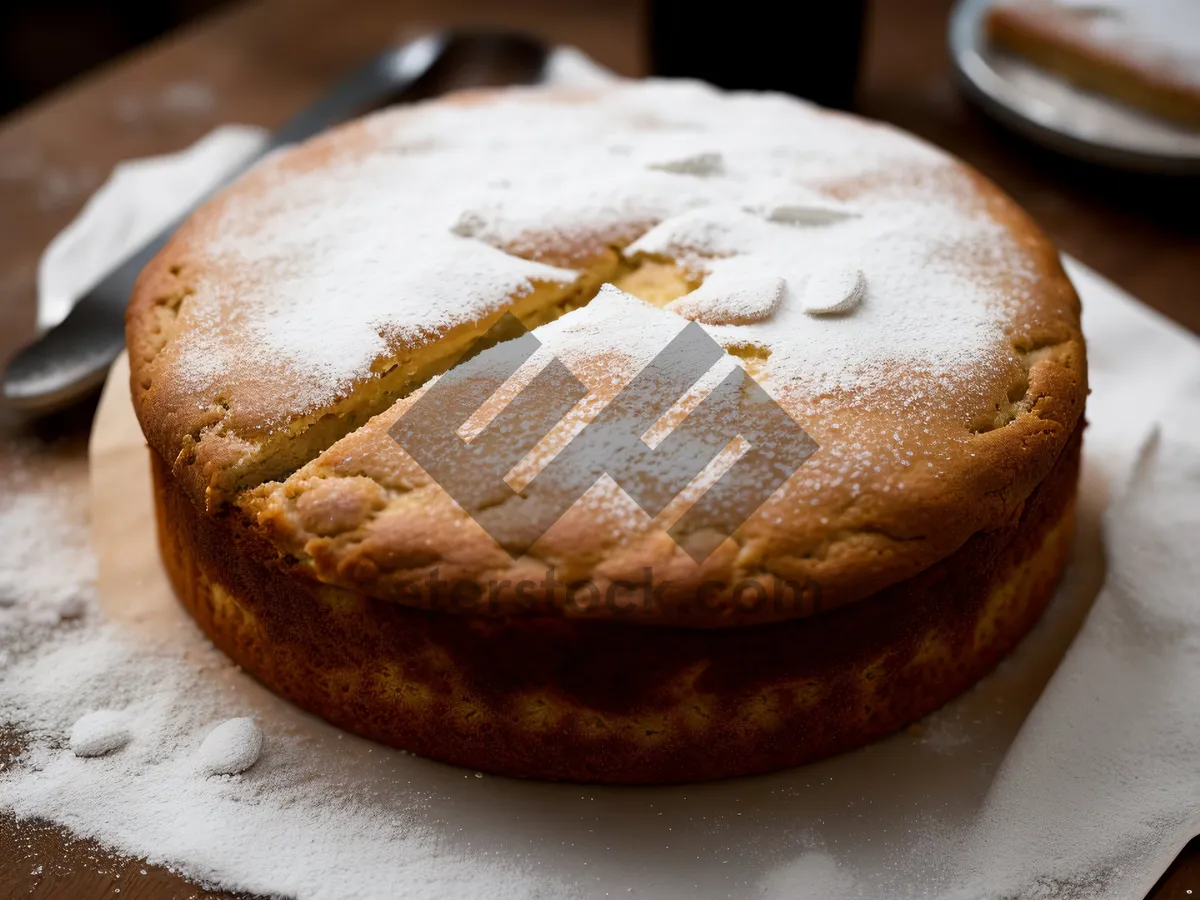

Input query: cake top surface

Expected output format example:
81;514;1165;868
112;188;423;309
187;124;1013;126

151;82;1025;419
129;80;1085;624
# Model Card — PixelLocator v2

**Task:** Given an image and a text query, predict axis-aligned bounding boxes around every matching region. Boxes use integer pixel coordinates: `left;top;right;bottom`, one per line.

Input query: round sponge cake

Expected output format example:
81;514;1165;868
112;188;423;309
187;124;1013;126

128;80;1085;782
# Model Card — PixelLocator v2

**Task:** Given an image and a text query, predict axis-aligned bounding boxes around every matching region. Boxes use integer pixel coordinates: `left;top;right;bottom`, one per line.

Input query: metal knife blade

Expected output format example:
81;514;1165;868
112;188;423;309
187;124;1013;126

2;30;549;415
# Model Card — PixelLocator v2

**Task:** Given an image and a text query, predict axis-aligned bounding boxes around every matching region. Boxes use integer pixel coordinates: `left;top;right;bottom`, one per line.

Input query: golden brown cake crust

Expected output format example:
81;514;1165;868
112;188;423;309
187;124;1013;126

154;423;1080;783
240;251;1082;626
128;82;1085;627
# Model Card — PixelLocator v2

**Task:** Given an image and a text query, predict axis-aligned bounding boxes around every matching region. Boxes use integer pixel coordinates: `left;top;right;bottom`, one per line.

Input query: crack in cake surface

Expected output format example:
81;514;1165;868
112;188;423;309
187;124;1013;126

150;243;704;507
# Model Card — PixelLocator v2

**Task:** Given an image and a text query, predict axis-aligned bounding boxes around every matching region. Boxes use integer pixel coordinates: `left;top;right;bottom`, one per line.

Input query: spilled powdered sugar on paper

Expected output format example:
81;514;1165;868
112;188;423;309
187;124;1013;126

759;851;858;899
0;464;574;900
940;423;1200;900
5;333;1200;900
196;717;262;776
69;710;131;758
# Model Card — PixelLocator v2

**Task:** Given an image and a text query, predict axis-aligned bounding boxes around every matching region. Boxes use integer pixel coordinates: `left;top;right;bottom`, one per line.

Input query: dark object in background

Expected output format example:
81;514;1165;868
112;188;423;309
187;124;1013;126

0;0;228;115
647;0;867;110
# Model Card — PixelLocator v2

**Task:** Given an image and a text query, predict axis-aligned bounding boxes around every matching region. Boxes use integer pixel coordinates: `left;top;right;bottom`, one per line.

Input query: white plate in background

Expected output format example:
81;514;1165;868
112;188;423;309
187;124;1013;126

949;0;1200;174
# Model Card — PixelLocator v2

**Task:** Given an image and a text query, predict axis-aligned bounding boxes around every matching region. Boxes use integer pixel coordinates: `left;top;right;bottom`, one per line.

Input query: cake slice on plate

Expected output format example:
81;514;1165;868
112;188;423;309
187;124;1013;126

988;0;1200;127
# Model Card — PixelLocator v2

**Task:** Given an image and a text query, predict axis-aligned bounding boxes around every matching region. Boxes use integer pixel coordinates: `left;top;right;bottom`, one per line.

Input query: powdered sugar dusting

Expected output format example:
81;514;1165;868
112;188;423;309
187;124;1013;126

1002;0;1200;87
802;260;866;315
167;80;1033;434
668;272;784;325
196;717;262;776
759;851;858;899
647;150;725;176
623;184;1024;400
759;196;859;225
69;710;131;758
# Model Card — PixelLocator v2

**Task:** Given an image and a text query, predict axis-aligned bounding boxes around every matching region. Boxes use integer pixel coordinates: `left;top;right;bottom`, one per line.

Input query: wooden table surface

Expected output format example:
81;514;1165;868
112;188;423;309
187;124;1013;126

0;0;1196;897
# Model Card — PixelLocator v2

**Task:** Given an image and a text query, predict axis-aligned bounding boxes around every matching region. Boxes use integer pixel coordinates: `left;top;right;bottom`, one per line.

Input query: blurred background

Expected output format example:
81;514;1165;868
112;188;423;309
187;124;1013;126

0;0;228;114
